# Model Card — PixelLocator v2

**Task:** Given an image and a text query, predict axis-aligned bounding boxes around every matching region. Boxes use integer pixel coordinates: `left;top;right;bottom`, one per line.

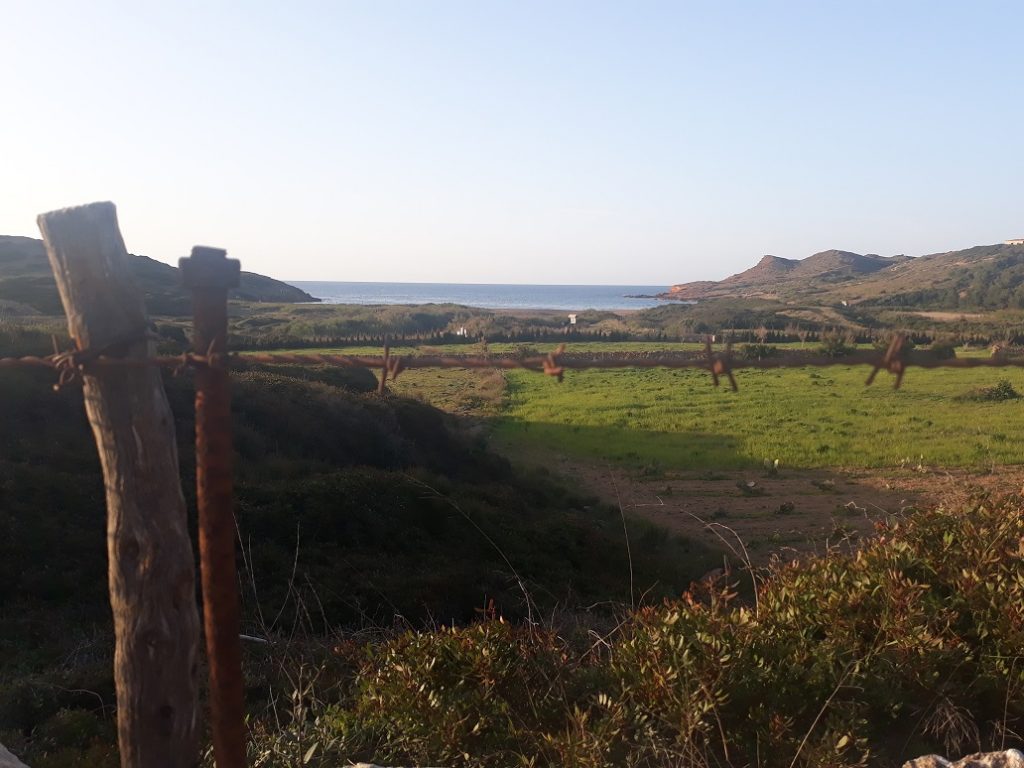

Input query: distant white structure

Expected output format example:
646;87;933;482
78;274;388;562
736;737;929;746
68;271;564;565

567;313;577;325
1006;238;1024;245
455;326;468;337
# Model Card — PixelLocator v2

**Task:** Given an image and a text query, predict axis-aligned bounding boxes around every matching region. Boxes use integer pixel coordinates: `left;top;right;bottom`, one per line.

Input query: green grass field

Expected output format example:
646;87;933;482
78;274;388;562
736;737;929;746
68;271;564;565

495;361;1024;470
262;343;1024;470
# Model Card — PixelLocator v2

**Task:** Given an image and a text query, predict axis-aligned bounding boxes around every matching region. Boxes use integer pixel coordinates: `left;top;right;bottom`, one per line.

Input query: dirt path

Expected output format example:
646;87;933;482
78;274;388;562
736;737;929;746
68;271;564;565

526;453;1024;564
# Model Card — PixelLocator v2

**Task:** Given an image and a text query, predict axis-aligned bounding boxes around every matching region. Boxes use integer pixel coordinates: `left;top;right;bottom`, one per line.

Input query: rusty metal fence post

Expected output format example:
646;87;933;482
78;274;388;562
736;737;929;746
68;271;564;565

180;246;246;767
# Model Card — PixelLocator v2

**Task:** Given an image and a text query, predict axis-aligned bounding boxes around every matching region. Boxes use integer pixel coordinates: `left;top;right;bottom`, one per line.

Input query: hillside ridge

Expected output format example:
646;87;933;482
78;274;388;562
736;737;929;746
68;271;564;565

0;234;318;315
663;242;1022;309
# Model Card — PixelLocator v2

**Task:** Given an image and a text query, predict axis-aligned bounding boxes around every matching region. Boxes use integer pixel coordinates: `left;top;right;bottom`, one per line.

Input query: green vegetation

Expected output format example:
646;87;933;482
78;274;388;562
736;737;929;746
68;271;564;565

219;295;1024;357
389;367;508;415
495;360;1024;469
955;379;1022;403
243;497;1024;767
244;341;1024;471
819;330;858;357
665;242;1024;314
737;342;779;359
865;247;1024;310
0;235;314;316
231;302;491;345
0;356;716;765
228;302;663;349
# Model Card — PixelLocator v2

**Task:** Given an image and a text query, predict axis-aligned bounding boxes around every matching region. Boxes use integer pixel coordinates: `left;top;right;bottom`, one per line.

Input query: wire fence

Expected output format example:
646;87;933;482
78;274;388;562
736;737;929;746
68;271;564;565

3;335;1024;393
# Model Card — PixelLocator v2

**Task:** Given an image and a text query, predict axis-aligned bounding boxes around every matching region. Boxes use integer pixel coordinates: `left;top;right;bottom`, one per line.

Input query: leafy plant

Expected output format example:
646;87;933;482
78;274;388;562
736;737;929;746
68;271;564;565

956;379;1021;402
819;330;857;358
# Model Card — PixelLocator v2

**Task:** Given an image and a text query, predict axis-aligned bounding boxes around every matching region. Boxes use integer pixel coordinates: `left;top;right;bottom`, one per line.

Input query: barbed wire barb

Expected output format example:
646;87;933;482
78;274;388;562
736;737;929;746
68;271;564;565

704;336;739;392
866;334;908;390
5;341;1024;393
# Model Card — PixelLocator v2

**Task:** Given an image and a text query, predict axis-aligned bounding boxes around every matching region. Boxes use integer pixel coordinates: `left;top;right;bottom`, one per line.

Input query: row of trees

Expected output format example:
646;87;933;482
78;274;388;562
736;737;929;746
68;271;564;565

222;320;1024;353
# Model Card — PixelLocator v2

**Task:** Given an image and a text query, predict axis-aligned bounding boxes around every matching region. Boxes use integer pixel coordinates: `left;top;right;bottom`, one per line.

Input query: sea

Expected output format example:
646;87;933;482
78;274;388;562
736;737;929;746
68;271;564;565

286;282;672;312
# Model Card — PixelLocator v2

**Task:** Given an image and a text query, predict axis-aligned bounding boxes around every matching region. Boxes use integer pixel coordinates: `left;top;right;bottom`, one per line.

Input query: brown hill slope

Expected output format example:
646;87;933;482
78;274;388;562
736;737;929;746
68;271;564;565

666;249;911;300
0;235;318;315
829;243;1024;308
791;249;905;278
724;255;798;284
660;244;1024;309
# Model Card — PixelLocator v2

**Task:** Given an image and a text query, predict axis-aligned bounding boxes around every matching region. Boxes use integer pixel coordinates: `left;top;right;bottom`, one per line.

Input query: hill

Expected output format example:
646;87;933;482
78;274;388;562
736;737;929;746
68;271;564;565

0;235;318;315
664;249;911;301
833;243;1024;309
663;242;1024;311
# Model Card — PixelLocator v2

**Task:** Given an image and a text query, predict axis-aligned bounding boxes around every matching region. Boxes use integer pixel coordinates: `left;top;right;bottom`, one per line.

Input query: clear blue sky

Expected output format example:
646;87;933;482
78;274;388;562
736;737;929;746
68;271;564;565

2;1;1022;285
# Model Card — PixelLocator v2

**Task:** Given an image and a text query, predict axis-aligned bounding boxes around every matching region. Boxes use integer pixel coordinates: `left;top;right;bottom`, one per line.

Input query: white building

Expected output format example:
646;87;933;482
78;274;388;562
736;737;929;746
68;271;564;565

1006;238;1024;245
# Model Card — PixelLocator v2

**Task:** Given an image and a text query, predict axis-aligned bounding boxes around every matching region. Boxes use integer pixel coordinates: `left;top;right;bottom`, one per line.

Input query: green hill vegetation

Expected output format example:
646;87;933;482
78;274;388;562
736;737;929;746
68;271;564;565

13;231;1024;358
9;234;1024;354
0;235;317;315
664;242;1024;312
860;246;1024;310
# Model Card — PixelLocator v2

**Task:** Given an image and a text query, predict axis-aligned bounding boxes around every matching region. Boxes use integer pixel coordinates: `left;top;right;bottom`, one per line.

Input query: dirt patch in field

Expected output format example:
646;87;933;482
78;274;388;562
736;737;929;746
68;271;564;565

531;455;1024;565
910;311;987;322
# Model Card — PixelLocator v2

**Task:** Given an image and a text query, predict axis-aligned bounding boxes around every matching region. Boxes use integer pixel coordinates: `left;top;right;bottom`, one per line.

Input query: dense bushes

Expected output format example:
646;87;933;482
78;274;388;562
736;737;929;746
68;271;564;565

257;498;1024;767
0;361;715;628
0;361;717;764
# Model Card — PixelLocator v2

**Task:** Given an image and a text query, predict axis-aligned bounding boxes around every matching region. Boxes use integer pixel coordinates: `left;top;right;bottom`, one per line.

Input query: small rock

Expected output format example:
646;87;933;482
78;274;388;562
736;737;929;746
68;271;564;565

903;757;951;768
903;751;1024;768
0;743;29;768
951;750;1024;768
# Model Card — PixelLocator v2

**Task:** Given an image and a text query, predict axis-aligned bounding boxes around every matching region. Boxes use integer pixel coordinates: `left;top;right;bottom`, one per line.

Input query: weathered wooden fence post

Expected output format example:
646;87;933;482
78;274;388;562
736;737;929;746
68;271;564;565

37;202;200;767
179;246;247;767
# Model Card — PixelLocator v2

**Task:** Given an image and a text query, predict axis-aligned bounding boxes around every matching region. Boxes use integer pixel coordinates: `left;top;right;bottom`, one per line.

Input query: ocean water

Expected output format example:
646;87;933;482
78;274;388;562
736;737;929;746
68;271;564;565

287;281;672;311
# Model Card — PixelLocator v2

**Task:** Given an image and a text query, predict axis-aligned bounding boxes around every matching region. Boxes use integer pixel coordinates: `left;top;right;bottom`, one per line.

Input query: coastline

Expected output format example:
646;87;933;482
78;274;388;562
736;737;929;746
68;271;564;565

286;281;671;313
493;306;644;318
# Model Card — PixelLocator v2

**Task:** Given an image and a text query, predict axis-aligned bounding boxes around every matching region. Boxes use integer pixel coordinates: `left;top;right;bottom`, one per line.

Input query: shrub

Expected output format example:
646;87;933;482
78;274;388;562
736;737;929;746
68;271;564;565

929;339;958;360
819;331;857;358
738;342;778;360
956;379;1021;402
336;622;570;766
312;498;1024;767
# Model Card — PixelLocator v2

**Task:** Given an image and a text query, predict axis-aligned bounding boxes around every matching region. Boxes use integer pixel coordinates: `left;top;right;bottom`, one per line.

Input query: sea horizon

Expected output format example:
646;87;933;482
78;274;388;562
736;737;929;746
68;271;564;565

286;280;674;311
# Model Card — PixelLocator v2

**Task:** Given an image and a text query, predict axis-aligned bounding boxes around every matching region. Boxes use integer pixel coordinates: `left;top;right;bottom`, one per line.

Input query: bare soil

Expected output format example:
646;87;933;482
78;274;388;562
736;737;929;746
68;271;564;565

533;454;1024;565
910;310;987;322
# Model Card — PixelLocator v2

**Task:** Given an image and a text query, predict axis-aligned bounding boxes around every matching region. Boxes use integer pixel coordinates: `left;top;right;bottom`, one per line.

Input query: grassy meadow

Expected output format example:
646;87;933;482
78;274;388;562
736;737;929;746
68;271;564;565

266;342;1024;471
496;362;1024;470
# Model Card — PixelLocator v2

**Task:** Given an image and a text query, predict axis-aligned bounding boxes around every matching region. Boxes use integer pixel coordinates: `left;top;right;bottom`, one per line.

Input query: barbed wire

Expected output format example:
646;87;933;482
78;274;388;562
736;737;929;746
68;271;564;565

3;335;1024;392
